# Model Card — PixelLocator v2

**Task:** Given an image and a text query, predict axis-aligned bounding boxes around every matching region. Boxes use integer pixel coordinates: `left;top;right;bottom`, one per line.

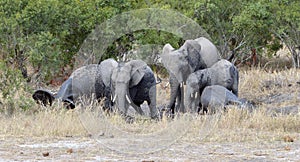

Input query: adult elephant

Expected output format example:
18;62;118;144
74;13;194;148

32;59;118;109
160;37;220;113
185;59;239;113
111;60;159;119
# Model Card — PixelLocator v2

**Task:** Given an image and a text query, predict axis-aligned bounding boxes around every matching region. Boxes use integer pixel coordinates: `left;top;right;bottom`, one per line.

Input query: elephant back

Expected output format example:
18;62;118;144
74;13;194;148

99;59;118;87
56;64;101;104
210;59;234;85
194;37;220;68
200;85;236;112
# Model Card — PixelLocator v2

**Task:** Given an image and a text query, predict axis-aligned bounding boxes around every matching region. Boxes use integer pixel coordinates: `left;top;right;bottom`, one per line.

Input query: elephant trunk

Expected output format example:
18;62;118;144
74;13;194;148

230;66;239;97
168;75;180;113
232;81;238;97
184;83;193;113
114;83;144;116
114;83;129;115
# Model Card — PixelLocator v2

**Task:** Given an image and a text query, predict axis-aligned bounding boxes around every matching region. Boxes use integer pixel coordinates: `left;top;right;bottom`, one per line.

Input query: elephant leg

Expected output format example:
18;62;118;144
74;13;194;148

190;93;196;113
187;89;194;113
169;75;180;114
179;84;185;113
132;101;144;115
185;84;194;113
134;106;144;116
148;85;158;119
175;86;181;112
103;87;113;111
190;92;200;113
198;102;204;114
198;88;206;114
129;87;144;116
194;91;201;113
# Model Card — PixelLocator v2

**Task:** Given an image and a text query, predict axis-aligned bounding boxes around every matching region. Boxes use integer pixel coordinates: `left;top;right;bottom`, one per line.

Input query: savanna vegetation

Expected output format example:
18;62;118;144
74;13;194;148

0;1;299;160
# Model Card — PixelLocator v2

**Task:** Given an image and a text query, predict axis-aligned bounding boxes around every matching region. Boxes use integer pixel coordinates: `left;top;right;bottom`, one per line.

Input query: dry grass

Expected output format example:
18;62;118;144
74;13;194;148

0;106;86;137
241;67;299;93
0;68;300;144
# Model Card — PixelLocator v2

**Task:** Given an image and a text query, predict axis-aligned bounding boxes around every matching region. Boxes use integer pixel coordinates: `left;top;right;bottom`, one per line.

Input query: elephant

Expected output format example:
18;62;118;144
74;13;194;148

32;59;118;109
200;85;252;114
160;37;220;113
185;59;239;113
111;60;159;119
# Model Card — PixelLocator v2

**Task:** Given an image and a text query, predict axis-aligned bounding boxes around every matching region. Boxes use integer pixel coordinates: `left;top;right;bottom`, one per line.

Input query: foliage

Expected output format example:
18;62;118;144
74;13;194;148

1;0;298;76
0;0;133;82
191;0;299;66
0;61;34;113
0;0;299;111
269;0;300;67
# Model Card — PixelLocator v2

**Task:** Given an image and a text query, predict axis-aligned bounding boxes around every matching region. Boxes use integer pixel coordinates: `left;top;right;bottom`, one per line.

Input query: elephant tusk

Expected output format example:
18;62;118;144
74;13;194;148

195;92;198;98
165;82;169;87
191;93;193;98
112;95;117;102
125;95;131;104
180;83;183;87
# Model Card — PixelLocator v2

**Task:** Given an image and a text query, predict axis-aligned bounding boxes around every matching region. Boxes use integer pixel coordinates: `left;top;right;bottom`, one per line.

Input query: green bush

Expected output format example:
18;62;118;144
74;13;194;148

27;32;65;81
0;0;299;111
0;61;34;113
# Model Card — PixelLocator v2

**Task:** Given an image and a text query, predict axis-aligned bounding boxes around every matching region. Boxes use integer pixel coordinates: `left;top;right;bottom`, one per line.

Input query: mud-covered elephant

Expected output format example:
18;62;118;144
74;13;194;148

185;59;239;113
200;85;252;114
111;60;159;119
32;59;118;109
160;37;220;113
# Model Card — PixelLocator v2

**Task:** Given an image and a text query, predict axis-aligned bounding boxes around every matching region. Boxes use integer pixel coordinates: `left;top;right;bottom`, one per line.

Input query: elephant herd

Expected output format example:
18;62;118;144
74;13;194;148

33;37;251;119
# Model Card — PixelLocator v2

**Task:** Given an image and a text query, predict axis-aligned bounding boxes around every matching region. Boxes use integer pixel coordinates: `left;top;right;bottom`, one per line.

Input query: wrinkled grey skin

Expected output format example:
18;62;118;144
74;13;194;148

200;85;251;114
185;59;239;113
160;37;220;113
111;60;159;119
32;59;118;109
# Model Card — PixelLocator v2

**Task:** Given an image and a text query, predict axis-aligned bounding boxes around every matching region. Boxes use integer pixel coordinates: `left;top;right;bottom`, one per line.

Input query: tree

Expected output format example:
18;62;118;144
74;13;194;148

270;0;300;68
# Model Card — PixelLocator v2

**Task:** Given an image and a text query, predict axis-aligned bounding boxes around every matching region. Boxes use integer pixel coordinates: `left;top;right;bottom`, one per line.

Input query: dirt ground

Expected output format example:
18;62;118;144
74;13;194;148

0;133;299;161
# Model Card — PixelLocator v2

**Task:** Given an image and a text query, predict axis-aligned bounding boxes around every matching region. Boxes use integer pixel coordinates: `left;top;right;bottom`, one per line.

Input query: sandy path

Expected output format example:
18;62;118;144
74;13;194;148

1;135;299;161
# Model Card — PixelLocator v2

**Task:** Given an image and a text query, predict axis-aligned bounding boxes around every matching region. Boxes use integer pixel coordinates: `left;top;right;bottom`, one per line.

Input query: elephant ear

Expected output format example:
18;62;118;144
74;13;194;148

195;37;221;67
180;39;202;54
160;43;192;83
162;43;174;55
100;58;118;87
129;60;147;87
180;39;203;70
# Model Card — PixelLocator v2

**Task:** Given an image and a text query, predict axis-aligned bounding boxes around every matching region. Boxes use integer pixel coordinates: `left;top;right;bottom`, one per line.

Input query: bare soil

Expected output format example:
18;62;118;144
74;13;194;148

1;133;299;161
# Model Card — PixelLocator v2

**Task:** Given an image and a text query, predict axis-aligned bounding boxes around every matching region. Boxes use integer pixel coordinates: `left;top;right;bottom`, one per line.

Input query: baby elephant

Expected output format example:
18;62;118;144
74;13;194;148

185;59;239;113
200;85;252;114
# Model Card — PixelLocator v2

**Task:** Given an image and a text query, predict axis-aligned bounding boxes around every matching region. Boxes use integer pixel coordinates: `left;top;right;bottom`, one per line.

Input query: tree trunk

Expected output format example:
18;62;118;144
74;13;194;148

15;44;28;79
291;47;300;68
